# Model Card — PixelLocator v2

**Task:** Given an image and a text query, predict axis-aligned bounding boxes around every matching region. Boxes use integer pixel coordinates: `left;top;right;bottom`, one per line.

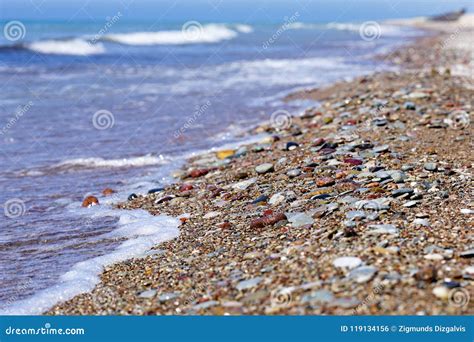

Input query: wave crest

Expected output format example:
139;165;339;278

27;38;105;56
104;24;238;46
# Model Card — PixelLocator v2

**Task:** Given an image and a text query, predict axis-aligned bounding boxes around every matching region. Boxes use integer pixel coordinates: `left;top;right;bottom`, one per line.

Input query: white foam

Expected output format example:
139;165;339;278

105;24;237;46
288;21;413;37
27;39;105;56
287;22;321;30
55;155;166;169
234;24;253;33
0;209;180;315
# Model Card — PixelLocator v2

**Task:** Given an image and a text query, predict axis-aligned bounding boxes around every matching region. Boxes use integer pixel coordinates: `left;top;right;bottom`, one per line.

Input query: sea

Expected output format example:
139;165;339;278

0;0;471;314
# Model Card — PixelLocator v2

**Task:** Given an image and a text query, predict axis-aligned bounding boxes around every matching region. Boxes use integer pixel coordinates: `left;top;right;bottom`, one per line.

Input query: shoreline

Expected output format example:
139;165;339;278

47;17;473;315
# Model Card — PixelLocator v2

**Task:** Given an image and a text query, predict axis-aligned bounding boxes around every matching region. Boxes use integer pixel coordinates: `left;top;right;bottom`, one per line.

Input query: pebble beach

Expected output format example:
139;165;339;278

47;16;473;315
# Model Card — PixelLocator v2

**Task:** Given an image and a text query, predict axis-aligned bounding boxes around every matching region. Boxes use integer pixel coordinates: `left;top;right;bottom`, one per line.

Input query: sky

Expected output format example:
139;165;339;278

1;0;472;22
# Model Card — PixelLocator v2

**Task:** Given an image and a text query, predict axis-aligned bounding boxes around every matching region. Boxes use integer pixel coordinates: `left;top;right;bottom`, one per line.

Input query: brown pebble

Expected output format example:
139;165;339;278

102;188;115;196
316;177;335;187
82;196;99;208
189;169;209;178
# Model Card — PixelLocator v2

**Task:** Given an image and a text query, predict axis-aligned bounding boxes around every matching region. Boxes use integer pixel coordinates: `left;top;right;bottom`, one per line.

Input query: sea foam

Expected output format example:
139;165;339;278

105;24;238;45
27;38;105;56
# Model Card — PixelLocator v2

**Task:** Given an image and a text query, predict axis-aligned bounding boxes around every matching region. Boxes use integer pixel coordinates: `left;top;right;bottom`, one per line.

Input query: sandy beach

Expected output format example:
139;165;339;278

47;16;473;315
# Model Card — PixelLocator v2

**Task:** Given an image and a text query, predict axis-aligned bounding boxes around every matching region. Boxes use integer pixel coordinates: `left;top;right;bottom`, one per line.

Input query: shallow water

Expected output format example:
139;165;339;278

0;17;423;313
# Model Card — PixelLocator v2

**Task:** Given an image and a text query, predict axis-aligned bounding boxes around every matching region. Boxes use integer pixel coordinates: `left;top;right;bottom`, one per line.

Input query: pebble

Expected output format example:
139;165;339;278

404;101;416;110
82;195;99;208
287;212;314;227
102;188;115;196
373;145;390;153
203;211;221;219
269;193;285;205
374;170;391;180
236;277;263;291
316;177;335;187
460;208;473;215
413;218;429;227
346;210;366;220
391;171;406;183
155;195;174;204
407;91;429;99
432;286;449;300
333;256;362;269
301;290;334;304
373;118;388;126
192;300;219;310
424;163;437;171
367;224;399;235
216;149;235;159
138;289;156;299
159;292;180;302
251;195;268;205
255;163;274;174
460;249;474;258
148;187;164;194
391;188;414;197
286;169;301;178
403;200;419;208
348;266;378;283
127;193;138;201
189;169;209;178
286;142;299;150
344;158;363;166
179;184;193;192
464;266;474;275
232;178;256;190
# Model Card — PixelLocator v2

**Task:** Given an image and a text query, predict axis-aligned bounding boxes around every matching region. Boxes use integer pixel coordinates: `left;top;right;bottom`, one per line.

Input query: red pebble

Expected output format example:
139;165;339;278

250;213;287;229
313;138;325;146
218;221;232;229
344;158;363;165
189;169;209;178
263;209;274;216
179;184;194;192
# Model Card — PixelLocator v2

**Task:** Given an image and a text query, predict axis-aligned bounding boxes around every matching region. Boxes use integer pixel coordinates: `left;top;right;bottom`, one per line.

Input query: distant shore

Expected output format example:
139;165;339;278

47;16;473;315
